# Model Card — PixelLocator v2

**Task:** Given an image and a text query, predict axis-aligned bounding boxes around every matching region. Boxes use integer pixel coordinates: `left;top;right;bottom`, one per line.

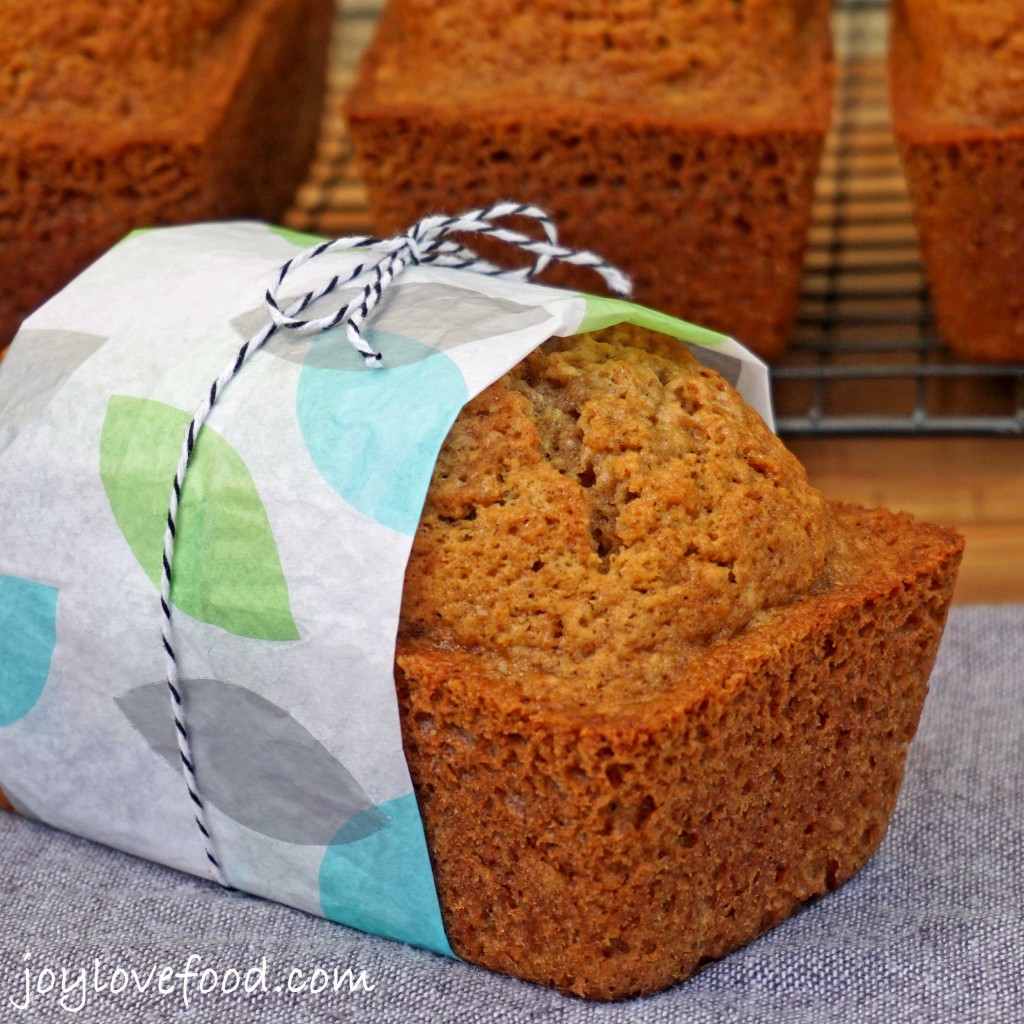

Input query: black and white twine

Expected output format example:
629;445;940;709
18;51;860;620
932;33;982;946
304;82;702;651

159;202;632;884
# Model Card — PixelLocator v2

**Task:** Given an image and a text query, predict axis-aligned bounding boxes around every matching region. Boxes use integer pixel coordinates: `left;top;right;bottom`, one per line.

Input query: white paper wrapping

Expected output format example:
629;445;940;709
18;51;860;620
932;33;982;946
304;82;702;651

0;221;771;956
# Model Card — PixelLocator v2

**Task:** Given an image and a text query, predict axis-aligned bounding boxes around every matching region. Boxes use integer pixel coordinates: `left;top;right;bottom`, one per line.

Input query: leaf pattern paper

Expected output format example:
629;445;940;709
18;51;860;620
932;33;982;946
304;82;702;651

230;281;550;367
578;294;731;348
0;575;58;726
0;781;41;822
0;330;107;459
116;679;386;847
296;331;467;535
100;396;298;641
319;792;455;958
267;225;327;249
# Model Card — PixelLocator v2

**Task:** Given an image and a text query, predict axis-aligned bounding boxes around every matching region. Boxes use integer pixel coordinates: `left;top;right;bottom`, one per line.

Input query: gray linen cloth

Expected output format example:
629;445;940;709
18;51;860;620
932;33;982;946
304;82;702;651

1;605;1021;1024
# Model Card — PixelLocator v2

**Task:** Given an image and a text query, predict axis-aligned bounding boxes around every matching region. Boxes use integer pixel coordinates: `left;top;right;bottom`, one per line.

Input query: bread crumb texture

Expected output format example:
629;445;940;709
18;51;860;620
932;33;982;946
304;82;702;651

380;0;831;119
347;0;833;359
891;0;1024;361
396;326;964;999
401;324;834;694
892;0;1024;129
2;0;239;124
0;0;334;348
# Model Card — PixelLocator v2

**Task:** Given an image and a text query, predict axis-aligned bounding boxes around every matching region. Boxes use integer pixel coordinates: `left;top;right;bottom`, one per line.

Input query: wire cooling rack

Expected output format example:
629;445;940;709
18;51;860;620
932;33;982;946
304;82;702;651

775;0;1024;435
284;0;1024;437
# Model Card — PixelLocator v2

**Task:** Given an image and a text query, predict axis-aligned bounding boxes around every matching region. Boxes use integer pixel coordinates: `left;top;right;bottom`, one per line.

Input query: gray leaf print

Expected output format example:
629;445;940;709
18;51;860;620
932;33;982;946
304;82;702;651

116;679;386;847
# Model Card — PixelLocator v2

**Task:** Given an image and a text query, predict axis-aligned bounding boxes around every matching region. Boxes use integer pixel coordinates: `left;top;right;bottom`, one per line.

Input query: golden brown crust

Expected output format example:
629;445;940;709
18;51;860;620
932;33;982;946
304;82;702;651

890;0;1024;131
347;1;833;361
402;325;835;692
891;0;1024;362
395;327;964;999
377;0;834;122
397;504;963;999
0;0;335;347
2;0;239;125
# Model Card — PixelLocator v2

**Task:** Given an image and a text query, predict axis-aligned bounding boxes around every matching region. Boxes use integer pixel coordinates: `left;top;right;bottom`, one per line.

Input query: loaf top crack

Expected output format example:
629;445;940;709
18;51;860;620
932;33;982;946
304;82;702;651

401;324;838;693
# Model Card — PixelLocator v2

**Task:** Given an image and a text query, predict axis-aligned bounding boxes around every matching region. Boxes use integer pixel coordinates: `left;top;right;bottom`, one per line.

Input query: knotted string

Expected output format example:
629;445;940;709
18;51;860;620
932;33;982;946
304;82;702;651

159;202;632;885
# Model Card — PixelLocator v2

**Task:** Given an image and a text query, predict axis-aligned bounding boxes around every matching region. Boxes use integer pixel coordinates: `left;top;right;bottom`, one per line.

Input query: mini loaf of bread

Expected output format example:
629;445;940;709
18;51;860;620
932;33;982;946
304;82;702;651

891;0;1024;362
396;324;963;999
0;0;334;347
347;1;835;361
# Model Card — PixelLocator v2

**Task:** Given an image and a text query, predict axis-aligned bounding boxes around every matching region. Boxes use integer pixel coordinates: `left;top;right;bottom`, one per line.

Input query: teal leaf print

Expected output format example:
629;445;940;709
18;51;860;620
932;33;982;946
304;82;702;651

0;575;58;726
319;792;455;957
296;330;467;535
99;396;298;641
116;679;385;846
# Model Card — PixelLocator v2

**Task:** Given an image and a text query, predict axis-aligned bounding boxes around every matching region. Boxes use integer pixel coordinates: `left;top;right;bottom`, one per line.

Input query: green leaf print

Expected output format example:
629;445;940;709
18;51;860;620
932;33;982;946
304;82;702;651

577;294;731;348
267;225;328;248
100;396;299;641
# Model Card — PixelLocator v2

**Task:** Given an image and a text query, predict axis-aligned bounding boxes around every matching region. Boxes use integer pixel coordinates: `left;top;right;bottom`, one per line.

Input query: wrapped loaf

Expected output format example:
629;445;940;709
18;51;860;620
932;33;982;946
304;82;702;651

0;224;962;1001
396;324;963;999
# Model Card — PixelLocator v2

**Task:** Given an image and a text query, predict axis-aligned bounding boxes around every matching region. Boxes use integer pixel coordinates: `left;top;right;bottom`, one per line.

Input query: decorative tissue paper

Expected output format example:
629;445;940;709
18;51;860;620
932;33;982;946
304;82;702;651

0;217;769;955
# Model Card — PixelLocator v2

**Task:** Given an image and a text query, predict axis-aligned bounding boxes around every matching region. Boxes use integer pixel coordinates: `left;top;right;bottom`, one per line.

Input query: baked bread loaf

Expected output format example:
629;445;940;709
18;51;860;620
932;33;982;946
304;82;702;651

0;0;334;348
396;324;963;999
347;1;835;361
891;0;1024;362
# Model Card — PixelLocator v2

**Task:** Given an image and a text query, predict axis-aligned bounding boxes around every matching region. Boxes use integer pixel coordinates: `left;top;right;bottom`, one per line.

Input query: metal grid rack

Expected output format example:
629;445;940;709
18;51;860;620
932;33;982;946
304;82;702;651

286;0;1024;437
775;0;1024;435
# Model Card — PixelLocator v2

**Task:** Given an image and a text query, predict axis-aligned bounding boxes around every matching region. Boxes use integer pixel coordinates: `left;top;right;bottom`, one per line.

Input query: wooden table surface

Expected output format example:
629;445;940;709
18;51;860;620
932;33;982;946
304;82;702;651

788;437;1023;604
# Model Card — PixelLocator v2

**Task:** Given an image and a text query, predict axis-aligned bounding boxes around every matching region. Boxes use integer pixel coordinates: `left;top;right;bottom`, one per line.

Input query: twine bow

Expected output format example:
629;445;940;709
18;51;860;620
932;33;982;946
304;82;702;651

159;203;631;885
262;201;632;365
